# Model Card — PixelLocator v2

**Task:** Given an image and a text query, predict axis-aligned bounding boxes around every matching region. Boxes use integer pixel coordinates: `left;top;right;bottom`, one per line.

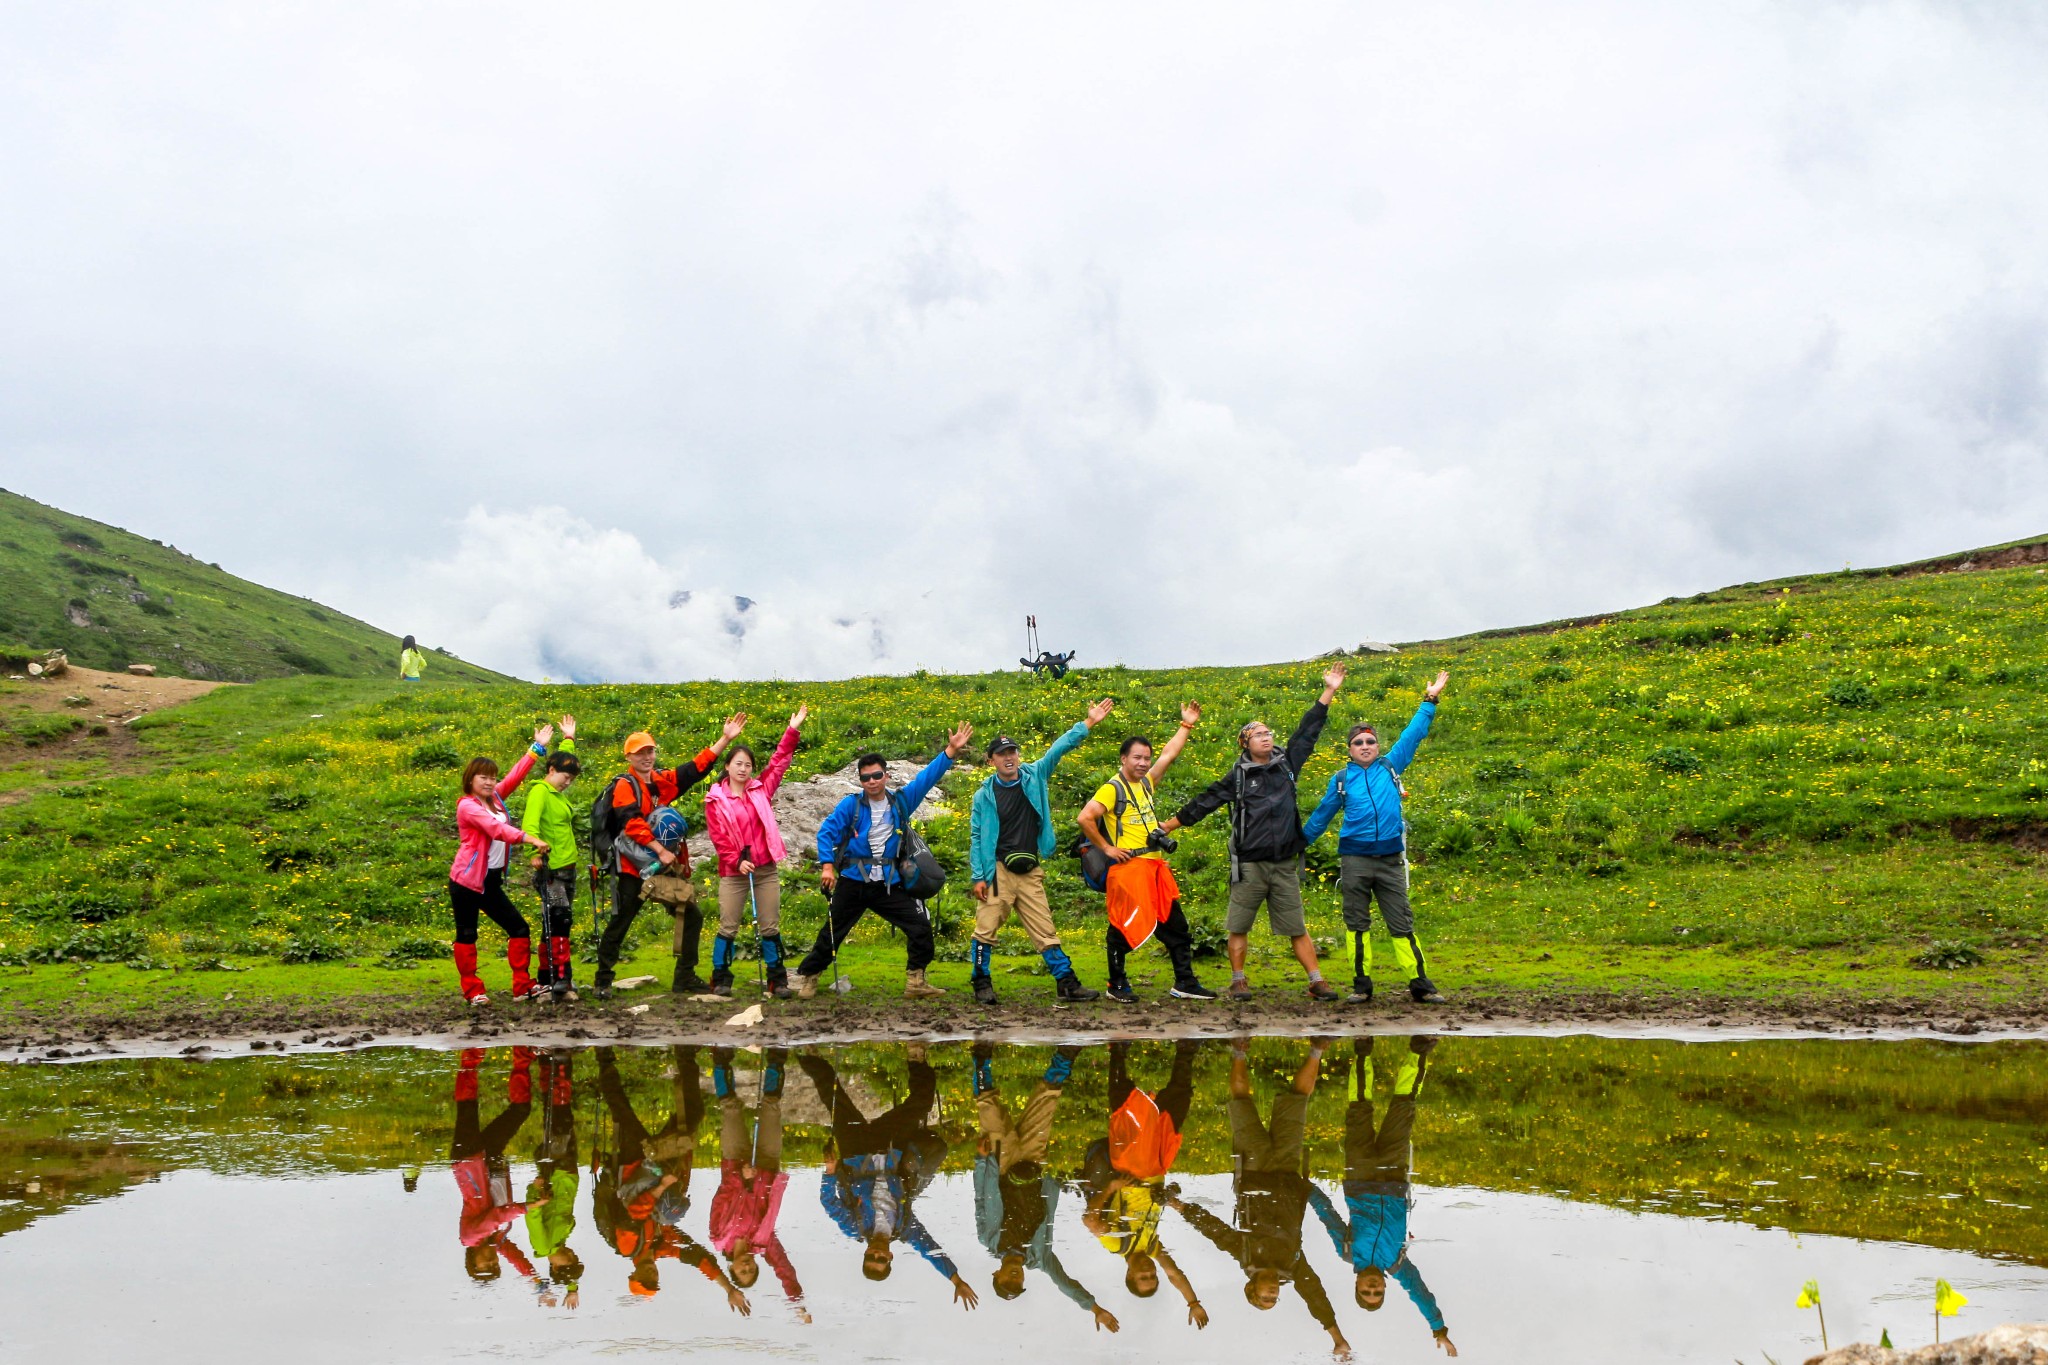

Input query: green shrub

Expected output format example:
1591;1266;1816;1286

406;742;462;771
1474;758;1533;783
1826;676;1875;708
280;933;349;963
1910;940;1983;971
1649;747;1704;776
1531;664;1574;684
1500;806;1539;846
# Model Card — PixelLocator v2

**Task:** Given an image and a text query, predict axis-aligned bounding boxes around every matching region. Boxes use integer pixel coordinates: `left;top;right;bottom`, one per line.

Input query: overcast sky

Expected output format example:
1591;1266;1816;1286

3;3;2046;681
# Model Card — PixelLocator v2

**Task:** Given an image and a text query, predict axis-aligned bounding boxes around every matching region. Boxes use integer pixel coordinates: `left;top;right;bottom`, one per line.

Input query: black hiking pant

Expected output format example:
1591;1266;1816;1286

596;870;703;987
595;1046;704;1175
799;1053;939;1162
794;877;934;977
1084;1038;1200;1188
450;868;529;945
1105;898;1199;989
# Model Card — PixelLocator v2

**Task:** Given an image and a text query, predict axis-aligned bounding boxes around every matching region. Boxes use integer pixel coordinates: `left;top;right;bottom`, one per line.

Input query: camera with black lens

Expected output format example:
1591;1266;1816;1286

1145;828;1179;854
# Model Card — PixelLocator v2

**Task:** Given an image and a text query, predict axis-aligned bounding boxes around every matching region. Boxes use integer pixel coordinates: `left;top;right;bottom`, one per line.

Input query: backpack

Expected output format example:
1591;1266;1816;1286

1074;776;1144;893
588;774;647;871
832;788;948;897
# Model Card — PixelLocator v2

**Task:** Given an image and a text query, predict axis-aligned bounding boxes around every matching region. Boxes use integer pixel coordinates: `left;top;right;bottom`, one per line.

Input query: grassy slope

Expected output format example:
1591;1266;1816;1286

0;488;507;682
5;1038;2043;1265
2;542;2047;1013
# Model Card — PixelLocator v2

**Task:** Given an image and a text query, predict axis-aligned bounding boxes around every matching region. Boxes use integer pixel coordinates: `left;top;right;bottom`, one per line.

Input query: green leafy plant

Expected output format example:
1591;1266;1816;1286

1910;940;1983;971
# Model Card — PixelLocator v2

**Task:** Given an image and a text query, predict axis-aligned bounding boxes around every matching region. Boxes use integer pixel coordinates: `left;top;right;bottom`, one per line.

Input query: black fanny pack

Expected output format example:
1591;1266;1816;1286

1000;850;1041;875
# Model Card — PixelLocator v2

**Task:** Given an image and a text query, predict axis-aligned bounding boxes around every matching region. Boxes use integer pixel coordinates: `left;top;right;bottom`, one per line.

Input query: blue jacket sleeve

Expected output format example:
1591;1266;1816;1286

973;1158;1002;1254
816;794;857;866
1394;1259;1447;1333
1040;1248;1096;1311
902;1215;957;1280
1032;721;1091;779
898;751;955;817
968;780;997;884
1303;771;1346;845
820;1176;860;1240
1385;701;1436;774
1308;1184;1350;1261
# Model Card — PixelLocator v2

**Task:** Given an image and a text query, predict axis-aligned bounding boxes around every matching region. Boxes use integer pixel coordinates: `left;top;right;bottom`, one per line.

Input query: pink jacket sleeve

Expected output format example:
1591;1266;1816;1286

759;726;800;799
496;748;539;800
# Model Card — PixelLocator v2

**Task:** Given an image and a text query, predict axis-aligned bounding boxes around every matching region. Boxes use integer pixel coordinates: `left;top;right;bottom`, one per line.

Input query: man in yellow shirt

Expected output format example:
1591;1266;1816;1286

1077;703;1215;1002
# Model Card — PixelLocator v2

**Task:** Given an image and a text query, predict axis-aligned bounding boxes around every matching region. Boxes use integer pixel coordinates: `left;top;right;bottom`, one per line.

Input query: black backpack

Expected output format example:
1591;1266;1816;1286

1073;776;1144;893
588;774;647;873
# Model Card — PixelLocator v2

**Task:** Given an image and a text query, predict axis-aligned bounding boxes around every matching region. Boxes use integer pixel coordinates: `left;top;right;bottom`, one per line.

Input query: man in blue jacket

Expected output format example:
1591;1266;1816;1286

1310;1036;1457;1356
1303;671;1450;1004
791;721;972;1000
967;698;1115;1005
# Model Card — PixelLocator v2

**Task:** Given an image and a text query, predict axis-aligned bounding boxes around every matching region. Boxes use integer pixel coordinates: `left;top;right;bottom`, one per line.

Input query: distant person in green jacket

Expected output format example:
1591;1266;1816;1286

521;715;581;1002
399;635;427;681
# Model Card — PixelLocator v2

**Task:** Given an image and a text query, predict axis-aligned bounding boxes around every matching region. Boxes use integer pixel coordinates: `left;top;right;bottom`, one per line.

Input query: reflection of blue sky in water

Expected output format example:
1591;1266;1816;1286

4;1166;2047;1362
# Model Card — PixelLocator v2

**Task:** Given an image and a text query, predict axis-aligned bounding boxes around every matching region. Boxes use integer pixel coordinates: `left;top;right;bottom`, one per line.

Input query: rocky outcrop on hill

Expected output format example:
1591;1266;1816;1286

681;759;961;866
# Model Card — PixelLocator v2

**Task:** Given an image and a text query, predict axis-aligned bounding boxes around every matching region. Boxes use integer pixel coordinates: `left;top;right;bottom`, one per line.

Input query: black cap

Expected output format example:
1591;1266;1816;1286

986;735;1021;757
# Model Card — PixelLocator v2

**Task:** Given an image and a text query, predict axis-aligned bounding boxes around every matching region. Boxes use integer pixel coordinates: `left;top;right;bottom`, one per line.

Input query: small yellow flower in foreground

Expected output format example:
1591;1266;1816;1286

1934;1279;1967;1317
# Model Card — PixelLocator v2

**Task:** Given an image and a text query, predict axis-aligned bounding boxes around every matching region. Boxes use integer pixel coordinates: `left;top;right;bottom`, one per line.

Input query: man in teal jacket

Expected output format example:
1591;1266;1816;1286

968;698;1114;1005
1303;671;1450;1004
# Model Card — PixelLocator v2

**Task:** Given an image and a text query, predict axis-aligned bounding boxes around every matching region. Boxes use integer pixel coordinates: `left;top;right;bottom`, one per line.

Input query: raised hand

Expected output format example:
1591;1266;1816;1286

1180;701;1202;726
1434;1331;1459;1356
1322;662;1348;694
726;1285;752;1316
722;712;749;742
534;722;555;747
945;720;974;758
790;702;809;730
952;1274;981;1310
1085;697;1115;728
1426;670;1451;702
559;714;577;739
1189;1303;1210;1329
1093;1306;1120;1332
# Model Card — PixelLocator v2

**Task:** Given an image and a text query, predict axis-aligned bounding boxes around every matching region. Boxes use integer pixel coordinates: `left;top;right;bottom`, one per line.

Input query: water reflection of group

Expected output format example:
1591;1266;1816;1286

432;1039;1456;1356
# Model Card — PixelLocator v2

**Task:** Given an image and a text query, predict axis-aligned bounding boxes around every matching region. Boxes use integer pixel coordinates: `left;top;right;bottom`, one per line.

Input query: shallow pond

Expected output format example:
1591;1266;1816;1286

2;1033;2045;1363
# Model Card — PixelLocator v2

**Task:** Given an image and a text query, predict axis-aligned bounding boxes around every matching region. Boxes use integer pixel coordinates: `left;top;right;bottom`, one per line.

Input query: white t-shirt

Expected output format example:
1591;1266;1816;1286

865;796;893;881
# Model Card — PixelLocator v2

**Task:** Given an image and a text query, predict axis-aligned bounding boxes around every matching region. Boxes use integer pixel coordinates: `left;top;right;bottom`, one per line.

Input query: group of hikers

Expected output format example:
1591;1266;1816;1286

443;661;1454;1007
443;1037;1457;1357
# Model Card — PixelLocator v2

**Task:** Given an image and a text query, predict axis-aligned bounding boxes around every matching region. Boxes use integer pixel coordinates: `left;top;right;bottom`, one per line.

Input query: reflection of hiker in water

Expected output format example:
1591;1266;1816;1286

592;1046;750;1313
799;1047;979;1310
709;1046;808;1321
526;1050;583;1308
1172;1038;1349;1358
1080;1038;1209;1328
971;1043;1116;1330
1310;1036;1457;1356
452;1046;538;1284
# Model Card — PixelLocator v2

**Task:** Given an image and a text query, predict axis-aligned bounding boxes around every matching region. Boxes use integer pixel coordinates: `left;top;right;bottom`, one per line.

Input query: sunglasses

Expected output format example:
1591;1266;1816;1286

858;771;889;783
1350;734;1380;745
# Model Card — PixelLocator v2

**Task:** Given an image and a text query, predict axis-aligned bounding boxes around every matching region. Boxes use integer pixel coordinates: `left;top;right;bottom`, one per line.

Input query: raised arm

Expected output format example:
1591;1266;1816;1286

1157;1247;1209;1329
1146;703;1202;781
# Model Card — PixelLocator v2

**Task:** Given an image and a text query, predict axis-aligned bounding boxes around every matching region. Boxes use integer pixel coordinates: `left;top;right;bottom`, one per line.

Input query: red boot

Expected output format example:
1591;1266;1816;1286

455;1047;483;1102
551;1055;573;1107
550;936;574;999
452;942;487;1004
509;1045;535;1105
507;937;536;1001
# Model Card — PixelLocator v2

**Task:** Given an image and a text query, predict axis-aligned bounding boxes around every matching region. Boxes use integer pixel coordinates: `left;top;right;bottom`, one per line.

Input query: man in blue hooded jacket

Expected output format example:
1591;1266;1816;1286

791;721;972;1000
967;697;1115;1004
1303;670;1450;1004
1309;1035;1457;1356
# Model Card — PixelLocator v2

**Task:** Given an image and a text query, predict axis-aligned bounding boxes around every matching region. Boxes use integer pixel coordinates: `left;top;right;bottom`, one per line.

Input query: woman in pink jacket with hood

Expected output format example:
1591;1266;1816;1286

703;704;808;998
448;722;556;1004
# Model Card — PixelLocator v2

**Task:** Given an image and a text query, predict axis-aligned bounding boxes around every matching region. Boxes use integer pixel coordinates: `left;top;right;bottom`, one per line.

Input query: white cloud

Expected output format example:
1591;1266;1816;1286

4;2;2048;680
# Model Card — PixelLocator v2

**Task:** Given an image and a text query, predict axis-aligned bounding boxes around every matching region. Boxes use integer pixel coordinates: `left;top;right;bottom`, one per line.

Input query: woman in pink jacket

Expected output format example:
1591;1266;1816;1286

448;722;555;1005
702;704;807;998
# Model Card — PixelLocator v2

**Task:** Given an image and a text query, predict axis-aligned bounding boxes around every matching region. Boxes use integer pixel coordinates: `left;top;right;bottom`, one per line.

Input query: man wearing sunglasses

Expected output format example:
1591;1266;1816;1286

792;721;973;999
1303;671;1450;1004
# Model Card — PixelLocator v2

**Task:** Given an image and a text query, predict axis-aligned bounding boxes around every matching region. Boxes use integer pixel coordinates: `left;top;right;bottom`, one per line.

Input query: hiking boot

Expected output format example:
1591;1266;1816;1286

524;984;551;1004
903;970;946;1000
469;992;491;1008
1409;976;1447;1004
672;969;710;995
1104;982;1140;1004
1226;978;1252;1002
707;981;734;998
1055;975;1099;1003
558;985;580;1005
791;972;818;1000
764;983;796;1001
971;974;999;1006
1348;977;1375;1005
1169;979;1219;1001
1307;979;1341;1002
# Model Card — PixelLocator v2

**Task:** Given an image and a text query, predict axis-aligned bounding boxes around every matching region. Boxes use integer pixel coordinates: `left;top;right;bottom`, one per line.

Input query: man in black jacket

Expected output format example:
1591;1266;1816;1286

1162;664;1345;1001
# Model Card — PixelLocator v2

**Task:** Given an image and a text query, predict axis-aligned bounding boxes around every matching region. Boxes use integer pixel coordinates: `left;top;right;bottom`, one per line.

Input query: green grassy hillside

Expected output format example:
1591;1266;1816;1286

0;489;507;682
1;537;2045;1001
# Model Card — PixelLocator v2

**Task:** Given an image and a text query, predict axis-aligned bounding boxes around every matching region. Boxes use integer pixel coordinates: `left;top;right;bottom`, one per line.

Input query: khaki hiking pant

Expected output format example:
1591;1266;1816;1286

722;1091;785;1171
1228;1091;1310;1175
717;870;782;938
972;865;1062;951
977;1080;1066;1177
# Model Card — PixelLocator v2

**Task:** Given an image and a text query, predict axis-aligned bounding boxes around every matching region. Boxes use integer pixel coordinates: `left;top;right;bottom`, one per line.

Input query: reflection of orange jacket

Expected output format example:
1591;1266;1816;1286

1109;1088;1182;1181
1106;858;1179;951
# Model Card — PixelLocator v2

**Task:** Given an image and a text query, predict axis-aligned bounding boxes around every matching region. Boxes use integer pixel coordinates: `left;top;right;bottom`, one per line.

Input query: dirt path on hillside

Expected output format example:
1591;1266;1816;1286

0;666;225;803
9;981;2045;1062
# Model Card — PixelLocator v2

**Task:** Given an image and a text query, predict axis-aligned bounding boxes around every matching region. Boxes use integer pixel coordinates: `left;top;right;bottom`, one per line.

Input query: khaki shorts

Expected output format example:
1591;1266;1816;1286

1228;1091;1310;1174
1226;859;1306;937
718;871;782;938
973;865;1061;951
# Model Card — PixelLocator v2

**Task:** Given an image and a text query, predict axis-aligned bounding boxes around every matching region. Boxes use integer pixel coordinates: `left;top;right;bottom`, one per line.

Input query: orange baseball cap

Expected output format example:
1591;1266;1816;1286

622;731;656;755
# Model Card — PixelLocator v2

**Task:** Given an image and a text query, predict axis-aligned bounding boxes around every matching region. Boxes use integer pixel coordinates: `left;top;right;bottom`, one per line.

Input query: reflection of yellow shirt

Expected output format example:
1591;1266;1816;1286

1090;777;1163;858
1097;1183;1163;1256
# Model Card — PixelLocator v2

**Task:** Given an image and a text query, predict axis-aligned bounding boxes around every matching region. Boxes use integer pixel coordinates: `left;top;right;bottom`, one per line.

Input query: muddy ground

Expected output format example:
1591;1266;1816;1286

9;982;2047;1062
